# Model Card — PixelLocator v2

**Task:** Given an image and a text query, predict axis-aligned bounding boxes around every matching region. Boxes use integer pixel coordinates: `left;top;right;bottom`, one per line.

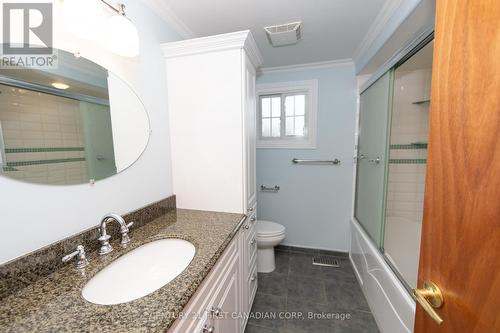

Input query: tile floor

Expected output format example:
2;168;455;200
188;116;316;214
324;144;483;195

245;247;380;333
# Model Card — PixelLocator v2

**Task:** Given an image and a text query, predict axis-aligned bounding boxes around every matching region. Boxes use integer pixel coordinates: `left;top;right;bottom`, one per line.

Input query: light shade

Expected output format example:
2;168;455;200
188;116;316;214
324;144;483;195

51;82;70;90
106;15;140;57
64;0;106;40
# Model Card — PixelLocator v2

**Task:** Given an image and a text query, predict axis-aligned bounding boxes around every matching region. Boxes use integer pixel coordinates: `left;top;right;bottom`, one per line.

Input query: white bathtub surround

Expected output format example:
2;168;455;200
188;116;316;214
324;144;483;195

350;219;416;333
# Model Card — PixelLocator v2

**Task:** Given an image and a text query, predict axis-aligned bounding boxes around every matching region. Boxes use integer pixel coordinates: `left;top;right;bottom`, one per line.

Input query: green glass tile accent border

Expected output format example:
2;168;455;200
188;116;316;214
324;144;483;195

389;159;427;164
390;143;428;149
4;147;85;153
6;158;86;167
2;166;18;171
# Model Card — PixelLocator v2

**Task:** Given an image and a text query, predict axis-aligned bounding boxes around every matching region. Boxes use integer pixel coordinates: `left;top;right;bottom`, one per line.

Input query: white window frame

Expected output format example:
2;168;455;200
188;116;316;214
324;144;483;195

256;80;318;149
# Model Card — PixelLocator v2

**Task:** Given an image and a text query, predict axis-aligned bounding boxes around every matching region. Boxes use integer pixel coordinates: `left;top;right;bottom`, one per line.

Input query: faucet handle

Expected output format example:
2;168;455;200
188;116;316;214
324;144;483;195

62;245;89;269
121;221;134;245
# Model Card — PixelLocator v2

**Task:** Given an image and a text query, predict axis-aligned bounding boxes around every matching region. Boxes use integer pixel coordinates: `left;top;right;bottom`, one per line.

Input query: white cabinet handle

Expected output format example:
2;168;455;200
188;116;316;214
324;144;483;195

250;217;256;223
250;273;257;282
243;225;250;230
250;238;256;246
247;207;254;212
202;324;214;333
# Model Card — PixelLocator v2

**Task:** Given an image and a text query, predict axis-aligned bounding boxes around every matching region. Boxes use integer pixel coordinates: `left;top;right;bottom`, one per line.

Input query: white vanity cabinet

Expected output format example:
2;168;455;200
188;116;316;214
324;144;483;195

162;30;262;215
168;218;258;333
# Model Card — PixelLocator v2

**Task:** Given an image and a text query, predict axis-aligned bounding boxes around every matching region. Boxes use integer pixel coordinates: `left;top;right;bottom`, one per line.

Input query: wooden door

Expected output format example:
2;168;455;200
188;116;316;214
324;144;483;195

414;0;500;332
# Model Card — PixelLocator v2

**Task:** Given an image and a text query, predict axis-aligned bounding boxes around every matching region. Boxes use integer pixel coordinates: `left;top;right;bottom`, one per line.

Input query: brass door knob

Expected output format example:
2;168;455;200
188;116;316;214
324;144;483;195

412;281;444;324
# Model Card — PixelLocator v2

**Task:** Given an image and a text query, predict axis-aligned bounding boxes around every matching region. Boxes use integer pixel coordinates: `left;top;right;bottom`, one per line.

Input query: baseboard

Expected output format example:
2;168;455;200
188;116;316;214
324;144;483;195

277;244;349;258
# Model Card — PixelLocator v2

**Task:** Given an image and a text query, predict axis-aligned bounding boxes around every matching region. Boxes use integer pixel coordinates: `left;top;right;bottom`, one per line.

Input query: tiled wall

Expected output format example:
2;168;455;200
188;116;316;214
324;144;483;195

0;84;88;185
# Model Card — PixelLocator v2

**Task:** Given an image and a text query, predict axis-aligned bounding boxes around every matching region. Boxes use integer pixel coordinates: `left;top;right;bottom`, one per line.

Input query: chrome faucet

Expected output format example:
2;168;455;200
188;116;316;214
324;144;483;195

98;213;134;255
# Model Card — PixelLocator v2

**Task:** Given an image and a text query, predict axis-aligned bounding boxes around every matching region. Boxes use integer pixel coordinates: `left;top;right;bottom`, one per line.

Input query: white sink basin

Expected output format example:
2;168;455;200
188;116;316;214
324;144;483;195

82;238;195;305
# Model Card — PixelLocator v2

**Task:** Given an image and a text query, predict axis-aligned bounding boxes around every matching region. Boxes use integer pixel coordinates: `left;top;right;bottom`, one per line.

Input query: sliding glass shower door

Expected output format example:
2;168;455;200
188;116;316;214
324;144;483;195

354;37;434;291
354;71;393;247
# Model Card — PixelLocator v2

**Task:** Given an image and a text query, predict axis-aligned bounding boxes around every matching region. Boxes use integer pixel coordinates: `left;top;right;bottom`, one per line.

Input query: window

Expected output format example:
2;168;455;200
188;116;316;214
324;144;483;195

257;80;317;149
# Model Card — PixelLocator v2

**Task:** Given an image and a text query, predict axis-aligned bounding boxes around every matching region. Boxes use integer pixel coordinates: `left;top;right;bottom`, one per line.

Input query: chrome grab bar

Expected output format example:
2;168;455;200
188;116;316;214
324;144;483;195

292;158;340;165
260;185;280;192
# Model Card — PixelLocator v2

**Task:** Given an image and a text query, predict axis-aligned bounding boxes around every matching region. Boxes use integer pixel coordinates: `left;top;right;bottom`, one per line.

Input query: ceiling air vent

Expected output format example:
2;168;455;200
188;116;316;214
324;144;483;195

264;21;302;47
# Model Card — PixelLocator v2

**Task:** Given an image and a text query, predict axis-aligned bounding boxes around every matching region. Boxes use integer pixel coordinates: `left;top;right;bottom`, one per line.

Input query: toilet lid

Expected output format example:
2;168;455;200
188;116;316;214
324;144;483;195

257;220;285;236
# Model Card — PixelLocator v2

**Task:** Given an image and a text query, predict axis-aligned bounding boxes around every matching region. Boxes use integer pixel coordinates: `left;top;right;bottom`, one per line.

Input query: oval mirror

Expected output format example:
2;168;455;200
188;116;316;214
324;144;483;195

0;48;150;185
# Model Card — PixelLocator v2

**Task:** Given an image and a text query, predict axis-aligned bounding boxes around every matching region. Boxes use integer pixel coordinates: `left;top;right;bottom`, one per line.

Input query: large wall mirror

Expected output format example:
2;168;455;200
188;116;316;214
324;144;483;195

0;48;150;185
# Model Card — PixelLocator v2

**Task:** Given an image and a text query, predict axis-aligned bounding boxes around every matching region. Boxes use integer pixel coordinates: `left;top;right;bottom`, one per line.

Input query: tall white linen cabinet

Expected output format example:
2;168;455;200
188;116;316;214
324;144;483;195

162;30;262;215
162;31;262;333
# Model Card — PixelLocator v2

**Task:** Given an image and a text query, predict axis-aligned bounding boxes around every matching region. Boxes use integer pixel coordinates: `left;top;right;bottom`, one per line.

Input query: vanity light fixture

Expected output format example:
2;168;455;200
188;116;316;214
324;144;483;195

63;0;140;57
101;1;140;57
51;82;70;90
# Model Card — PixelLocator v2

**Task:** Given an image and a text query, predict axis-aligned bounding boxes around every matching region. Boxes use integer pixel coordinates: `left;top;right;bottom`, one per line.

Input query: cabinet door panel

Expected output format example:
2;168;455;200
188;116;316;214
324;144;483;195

213;256;240;333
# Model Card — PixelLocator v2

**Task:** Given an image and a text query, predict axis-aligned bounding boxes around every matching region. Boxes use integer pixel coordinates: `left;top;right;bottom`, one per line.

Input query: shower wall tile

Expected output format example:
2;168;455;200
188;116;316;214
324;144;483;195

0;84;89;184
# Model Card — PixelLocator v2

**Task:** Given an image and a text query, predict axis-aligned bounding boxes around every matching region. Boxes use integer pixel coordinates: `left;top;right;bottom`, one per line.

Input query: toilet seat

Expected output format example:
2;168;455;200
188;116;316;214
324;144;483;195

257;220;285;237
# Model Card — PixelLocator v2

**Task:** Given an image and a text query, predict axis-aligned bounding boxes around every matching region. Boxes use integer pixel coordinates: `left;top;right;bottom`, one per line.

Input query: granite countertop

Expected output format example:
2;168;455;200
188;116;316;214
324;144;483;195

0;209;246;333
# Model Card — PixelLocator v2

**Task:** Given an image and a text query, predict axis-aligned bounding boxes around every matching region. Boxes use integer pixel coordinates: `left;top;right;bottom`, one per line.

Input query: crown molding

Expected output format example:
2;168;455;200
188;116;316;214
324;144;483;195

258;59;354;74
352;0;404;64
161;30;263;69
353;0;423;73
139;0;196;39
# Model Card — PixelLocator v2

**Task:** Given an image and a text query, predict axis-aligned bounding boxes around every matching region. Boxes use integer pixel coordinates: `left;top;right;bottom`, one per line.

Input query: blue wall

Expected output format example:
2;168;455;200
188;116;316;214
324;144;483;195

256;64;357;252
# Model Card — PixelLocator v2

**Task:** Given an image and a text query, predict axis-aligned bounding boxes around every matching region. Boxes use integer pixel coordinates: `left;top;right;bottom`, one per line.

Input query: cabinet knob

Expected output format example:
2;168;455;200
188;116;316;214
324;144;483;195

243;225;250;230
247;207;254;212
251;273;257;282
202;324;214;333
250;217;256;223
250;238;256;245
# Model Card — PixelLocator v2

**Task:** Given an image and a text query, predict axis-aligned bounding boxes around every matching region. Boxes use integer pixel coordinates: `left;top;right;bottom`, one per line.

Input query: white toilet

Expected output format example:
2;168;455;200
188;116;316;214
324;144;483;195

256;220;286;273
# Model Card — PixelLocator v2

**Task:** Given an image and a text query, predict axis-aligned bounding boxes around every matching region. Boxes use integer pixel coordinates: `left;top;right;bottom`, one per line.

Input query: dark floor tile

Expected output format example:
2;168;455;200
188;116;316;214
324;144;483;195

286;275;327;305
324;279;370;312
258;272;288;296
244;323;282;333
248;293;286;332
288;253;323;277
274;250;290;275
286;298;352;333
319;257;358;283
335;310;380;333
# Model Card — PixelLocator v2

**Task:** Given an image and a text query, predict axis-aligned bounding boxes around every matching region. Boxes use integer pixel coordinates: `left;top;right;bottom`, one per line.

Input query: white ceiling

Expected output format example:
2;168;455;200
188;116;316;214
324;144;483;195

158;0;387;68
